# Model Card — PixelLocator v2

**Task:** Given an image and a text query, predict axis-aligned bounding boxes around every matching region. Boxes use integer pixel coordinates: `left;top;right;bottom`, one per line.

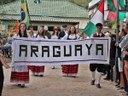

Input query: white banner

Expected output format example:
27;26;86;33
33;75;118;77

12;37;110;66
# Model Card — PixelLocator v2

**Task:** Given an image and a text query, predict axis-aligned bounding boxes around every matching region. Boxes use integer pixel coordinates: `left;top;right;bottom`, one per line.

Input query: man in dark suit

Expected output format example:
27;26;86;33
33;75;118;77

58;25;68;39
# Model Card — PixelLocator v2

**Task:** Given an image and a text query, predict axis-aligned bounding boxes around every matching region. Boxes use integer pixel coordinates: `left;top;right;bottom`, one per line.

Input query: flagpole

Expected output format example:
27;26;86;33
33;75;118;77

116;0;119;39
115;0;119;81
26;0;31;28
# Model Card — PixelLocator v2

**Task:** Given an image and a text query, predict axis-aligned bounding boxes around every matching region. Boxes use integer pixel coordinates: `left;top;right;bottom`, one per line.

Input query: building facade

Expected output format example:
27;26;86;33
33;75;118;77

0;0;88;36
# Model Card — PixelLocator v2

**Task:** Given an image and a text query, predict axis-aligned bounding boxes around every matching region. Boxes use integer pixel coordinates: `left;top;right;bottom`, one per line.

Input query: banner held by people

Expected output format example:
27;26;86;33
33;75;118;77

12;37;111;66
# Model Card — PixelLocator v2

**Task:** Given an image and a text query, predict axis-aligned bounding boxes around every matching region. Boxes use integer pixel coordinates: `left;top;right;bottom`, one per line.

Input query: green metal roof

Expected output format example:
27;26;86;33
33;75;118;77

0;0;88;19
0;14;79;23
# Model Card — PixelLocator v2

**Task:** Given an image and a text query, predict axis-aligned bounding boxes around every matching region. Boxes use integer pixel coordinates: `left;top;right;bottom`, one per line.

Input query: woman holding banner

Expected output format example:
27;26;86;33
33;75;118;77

50;26;60;69
61;26;79;77
10;23;29;88
30;26;48;76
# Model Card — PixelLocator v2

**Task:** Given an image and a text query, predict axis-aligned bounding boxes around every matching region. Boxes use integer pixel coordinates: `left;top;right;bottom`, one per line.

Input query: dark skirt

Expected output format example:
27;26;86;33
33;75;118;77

0;66;4;96
124;55;128;61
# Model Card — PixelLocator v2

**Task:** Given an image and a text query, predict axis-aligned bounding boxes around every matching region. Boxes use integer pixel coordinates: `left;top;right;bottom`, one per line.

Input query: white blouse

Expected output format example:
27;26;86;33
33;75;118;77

51;35;58;40
61;34;79;40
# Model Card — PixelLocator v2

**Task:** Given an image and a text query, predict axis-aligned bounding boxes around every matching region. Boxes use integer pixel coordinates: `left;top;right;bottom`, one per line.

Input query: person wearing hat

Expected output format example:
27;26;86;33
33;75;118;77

90;23;105;88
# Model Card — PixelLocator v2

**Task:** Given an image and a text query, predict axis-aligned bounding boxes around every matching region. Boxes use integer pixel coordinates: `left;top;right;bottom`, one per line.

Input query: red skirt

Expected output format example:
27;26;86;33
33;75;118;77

29;66;45;73
10;71;29;83
62;64;78;75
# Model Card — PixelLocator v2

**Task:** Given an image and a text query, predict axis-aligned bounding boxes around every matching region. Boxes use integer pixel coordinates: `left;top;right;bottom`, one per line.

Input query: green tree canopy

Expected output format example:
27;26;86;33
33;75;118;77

0;0;17;5
0;0;89;8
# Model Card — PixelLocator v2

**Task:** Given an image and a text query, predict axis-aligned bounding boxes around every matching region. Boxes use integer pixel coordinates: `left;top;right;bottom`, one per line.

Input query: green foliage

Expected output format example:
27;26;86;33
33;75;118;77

70;0;90;8
0;0;17;5
0;0;90;8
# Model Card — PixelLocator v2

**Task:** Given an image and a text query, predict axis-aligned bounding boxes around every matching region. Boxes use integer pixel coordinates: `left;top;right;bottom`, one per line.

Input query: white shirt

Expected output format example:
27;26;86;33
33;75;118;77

61;34;79;40
51;35;59;40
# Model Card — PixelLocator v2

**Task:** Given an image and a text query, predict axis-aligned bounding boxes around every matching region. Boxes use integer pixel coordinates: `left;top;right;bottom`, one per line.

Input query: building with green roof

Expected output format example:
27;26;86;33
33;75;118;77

0;0;88;35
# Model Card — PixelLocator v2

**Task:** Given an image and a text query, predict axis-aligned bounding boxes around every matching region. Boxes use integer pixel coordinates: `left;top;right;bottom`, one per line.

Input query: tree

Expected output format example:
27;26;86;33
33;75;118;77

0;0;17;5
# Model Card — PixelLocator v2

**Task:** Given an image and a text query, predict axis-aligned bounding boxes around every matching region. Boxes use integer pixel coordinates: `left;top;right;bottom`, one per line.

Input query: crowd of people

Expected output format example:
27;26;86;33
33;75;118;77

1;22;128;96
89;23;128;96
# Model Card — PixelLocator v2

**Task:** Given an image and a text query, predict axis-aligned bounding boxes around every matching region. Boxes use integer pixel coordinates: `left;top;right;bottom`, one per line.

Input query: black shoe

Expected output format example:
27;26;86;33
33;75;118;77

96;84;101;88
104;77;110;80
20;84;25;88
91;80;95;85
52;66;55;69
116;86;124;90
39;75;43;77
17;84;21;86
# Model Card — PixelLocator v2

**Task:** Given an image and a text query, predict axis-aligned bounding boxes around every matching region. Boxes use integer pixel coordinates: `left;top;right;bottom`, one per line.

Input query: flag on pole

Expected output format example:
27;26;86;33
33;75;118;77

21;0;30;29
107;0;116;12
15;20;20;33
119;12;126;21
108;11;117;21
83;0;104;37
119;0;125;8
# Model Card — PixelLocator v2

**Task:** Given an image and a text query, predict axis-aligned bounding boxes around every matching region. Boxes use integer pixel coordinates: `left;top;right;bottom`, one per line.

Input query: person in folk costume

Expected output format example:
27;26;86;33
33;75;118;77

90;23;105;88
30;26;48;76
10;23;29;88
0;49;10;96
50;26;60;69
58;25;68;39
61;26;79;77
28;26;35;38
27;26;36;74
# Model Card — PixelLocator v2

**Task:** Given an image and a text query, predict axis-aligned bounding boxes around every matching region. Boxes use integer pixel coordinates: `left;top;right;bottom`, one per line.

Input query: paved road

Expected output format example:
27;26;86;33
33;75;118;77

3;64;121;96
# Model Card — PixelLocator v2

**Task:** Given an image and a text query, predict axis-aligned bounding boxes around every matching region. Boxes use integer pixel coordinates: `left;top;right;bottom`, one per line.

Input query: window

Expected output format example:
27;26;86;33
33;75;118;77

48;26;54;31
33;26;38;31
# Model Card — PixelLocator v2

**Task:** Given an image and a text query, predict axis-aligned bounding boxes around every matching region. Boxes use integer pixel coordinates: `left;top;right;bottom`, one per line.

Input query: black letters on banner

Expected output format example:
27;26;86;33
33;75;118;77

31;46;38;57
19;45;27;57
42;46;50;57
75;45;82;56
96;44;103;55
64;45;72;57
53;46;61;57
86;44;92;55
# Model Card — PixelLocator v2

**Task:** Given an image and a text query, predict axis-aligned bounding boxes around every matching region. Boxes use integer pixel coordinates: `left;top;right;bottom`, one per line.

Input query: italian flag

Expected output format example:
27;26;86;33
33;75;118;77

107;0;125;12
83;0;104;37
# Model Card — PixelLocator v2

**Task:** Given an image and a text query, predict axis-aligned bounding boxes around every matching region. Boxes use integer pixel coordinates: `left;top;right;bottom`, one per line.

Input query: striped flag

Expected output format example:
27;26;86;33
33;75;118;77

83;0;104;37
21;0;30;29
119;0;125;8
107;0;116;12
107;0;125;12
107;0;126;21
